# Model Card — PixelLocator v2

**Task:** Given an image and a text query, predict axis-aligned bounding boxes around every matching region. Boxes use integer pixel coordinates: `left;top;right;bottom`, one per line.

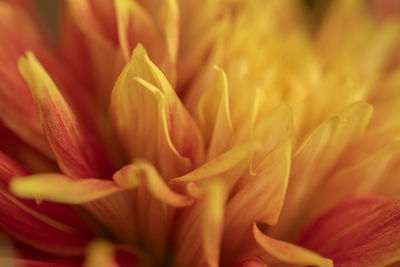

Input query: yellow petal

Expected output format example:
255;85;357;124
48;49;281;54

113;160;193;207
253;224;333;267
195;66;234;159
170;141;260;194
10;173;121;204
110;45;204;178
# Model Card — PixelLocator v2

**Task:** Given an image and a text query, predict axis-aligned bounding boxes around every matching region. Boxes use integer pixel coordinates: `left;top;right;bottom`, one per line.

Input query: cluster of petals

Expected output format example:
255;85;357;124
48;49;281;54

0;0;400;266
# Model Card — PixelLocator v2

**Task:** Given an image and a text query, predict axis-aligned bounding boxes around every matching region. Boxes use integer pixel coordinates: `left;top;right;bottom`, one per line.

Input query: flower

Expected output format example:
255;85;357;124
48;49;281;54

0;0;400;266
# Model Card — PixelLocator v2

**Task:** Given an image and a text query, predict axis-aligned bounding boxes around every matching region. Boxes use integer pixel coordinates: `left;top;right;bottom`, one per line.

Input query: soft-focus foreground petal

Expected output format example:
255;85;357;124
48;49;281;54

173;180;227;267
0;152;93;256
0;2;52;158
84;240;141;267
110;45;204;178
253;224;333;267
18;52;113;178
298;196;400;267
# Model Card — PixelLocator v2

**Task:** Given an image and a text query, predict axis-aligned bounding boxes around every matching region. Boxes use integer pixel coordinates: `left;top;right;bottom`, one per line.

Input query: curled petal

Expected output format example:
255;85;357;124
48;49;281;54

298;196;400;267
253;224;333;267
113;160;193;207
18;52;113;178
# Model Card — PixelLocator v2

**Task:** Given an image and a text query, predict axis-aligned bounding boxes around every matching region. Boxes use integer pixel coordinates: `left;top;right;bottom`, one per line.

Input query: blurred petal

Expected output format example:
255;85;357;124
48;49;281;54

110;45;204;178
114;0;161;62
83;240;141;267
0;2;51;157
253;224;333;267
0;152;93;256
18;52;113;178
298;196;400;267
174;180;227;267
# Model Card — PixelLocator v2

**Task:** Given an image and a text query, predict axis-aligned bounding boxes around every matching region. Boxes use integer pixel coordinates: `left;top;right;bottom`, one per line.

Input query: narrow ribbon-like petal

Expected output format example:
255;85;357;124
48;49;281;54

195;66;234;160
18;52;113;178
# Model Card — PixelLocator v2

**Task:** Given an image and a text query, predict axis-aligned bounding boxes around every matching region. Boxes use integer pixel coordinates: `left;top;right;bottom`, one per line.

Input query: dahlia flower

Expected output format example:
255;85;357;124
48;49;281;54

0;0;400;266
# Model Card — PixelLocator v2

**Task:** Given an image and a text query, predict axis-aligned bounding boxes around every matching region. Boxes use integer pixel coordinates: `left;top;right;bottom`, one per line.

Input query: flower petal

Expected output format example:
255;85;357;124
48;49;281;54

195;66;234;160
174;180;227;267
170;141;259;195
18;52;113;178
10;174;121;204
253;224;333;267
110;45;204;178
83;240;141;267
113;160;193;207
298;196;400;267
271;101;373;239
221;140;291;260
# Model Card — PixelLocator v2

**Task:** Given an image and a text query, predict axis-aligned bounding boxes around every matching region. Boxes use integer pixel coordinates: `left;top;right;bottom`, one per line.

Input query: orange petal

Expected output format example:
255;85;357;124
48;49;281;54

114;0;161;63
170;141;259;195
174;180;227;267
195;67;234;160
222;140;291;259
305;141;400;225
272;101;373;239
298;196;400;267
110;45;204;178
18;52;113;178
253;224;333;267
0;2;52;158
113;160;192;260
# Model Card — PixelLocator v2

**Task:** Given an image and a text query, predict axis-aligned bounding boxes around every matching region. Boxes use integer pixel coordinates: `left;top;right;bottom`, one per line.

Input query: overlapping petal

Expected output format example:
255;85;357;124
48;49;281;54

110;45;204;178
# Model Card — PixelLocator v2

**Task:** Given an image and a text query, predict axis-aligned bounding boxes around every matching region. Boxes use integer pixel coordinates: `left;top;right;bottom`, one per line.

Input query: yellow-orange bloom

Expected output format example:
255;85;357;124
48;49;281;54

0;0;399;266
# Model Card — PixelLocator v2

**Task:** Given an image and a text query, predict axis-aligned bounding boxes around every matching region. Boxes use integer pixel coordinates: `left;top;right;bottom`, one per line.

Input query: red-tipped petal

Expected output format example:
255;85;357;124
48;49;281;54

298;196;400;267
18;52;113;178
